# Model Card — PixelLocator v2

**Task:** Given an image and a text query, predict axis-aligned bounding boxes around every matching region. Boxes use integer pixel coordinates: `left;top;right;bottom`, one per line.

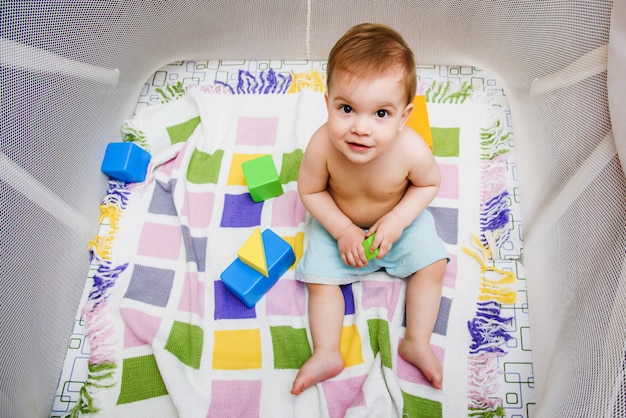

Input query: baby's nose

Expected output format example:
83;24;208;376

351;116;371;135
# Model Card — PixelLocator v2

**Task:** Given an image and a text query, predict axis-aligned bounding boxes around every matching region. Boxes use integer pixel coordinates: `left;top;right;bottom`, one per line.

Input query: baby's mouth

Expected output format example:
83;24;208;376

348;142;371;151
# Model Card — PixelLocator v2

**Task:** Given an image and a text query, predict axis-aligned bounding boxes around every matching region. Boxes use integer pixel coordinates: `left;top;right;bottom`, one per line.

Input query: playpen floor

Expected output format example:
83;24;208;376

51;60;535;417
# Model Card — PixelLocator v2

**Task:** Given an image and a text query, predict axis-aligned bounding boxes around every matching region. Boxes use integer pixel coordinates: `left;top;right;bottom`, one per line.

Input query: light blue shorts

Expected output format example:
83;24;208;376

295;210;449;285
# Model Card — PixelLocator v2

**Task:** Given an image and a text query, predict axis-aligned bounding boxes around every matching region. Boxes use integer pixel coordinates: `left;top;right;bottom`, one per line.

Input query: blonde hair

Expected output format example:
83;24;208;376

327;23;417;105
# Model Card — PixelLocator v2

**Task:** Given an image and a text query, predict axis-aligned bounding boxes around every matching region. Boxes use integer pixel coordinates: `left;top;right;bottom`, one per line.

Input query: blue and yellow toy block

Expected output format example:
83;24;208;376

101;142;151;183
221;229;295;307
241;155;284;202
238;227;269;277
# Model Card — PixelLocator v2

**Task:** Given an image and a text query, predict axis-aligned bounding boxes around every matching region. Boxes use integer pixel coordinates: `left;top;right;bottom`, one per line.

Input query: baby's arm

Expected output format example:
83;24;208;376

298;125;369;267
368;136;441;259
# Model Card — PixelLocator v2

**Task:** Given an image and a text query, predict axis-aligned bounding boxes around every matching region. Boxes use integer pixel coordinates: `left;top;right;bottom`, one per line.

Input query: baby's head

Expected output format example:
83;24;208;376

327;23;416;106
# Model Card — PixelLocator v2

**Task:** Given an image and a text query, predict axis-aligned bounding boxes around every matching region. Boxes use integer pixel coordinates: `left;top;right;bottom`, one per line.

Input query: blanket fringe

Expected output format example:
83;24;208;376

155;81;187;103
424;80;473;104
479;115;513;255
215;68;294;95
191;68;329;96
121;122;149;151
468;302;514;355
67;179;130;417
464;236;516;418
287;70;326;93
468;351;507;417
463;236;517;305
421;74;514;256
464;81;517;417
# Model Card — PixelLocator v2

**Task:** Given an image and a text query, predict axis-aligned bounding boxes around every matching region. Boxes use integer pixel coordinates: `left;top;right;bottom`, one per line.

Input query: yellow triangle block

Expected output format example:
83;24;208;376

406;95;433;150
238;228;269;277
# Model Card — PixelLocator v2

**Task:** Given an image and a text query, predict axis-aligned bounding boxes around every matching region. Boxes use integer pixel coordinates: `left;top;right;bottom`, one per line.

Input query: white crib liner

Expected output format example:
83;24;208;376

50;60;534;417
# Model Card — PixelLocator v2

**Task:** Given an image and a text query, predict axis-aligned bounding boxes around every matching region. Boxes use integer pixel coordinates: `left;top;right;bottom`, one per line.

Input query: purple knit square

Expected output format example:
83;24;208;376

428;206;458;245
341;284;355;315
220;193;263;228
214;280;256;320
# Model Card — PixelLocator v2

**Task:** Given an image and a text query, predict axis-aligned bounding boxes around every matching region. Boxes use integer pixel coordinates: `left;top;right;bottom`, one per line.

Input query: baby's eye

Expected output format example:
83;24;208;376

340;105;353;114
376;109;389;118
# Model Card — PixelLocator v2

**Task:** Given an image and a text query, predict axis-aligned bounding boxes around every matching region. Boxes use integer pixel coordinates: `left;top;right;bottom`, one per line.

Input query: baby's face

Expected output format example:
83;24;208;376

325;70;412;164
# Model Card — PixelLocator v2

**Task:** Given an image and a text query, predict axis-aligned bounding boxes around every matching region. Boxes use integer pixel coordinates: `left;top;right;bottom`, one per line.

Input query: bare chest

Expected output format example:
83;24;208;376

329;164;406;197
326;157;409;226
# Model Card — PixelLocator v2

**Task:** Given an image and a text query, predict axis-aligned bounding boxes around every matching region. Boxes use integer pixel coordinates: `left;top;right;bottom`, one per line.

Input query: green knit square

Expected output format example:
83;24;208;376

402;391;442;418
367;319;392;369
164;321;204;370
167;116;201;145
187;149;224;184
117;355;168;404
270;326;312;369
279;149;303;184
431;127;460;157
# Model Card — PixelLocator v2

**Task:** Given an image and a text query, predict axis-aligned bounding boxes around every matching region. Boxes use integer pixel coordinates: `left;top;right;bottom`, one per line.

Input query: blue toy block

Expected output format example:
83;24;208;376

101;142;151;183
220;229;296;307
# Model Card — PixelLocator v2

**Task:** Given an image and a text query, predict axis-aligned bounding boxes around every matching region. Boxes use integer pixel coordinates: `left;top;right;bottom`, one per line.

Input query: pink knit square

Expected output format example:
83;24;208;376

120;308;162;348
206;380;262;418
177;272;205;318
137;222;181;260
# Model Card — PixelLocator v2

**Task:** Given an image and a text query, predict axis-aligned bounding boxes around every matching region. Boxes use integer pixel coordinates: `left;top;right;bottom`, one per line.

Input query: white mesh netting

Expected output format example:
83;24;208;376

1;1;624;417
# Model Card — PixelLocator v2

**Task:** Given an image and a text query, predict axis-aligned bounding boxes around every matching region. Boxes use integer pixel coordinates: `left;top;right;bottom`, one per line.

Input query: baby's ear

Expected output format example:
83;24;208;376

400;102;414;127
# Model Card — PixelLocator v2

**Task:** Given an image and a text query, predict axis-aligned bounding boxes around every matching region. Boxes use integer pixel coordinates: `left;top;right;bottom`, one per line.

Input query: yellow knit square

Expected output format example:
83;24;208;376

227;154;266;185
340;324;364;368
282;232;304;270
212;329;262;370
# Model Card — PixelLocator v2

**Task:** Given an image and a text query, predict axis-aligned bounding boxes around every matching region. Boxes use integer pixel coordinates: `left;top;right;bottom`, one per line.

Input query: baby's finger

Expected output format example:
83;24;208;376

350;252;361;267
354;248;367;267
376;241;392;260
371;232;384;250
366;222;379;237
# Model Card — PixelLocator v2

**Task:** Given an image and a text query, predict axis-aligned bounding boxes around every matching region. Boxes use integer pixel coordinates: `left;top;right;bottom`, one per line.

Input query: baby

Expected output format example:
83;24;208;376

291;23;448;396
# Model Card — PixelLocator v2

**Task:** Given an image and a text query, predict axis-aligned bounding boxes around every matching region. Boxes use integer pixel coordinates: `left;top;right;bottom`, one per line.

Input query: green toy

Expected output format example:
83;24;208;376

362;233;380;261
242;155;284;202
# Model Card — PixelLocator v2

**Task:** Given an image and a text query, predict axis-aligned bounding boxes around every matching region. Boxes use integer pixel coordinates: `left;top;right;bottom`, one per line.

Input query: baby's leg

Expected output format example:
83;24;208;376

398;259;447;389
291;283;345;395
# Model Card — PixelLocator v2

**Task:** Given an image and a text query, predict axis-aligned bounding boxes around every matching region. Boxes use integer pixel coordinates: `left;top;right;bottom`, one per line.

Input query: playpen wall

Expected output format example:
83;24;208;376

1;1;625;417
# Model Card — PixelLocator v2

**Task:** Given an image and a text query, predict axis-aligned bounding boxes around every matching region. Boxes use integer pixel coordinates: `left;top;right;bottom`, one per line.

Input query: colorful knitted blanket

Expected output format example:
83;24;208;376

68;69;517;418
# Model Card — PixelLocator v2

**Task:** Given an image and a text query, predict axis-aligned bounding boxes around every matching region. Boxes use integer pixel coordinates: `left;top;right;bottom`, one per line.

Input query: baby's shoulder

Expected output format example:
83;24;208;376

398;127;433;157
398;125;423;145
392;130;417;153
303;124;333;167
307;123;331;148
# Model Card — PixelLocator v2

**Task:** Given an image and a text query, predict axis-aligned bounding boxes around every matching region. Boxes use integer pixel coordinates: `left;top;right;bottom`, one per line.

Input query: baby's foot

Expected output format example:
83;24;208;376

398;338;443;389
290;350;344;395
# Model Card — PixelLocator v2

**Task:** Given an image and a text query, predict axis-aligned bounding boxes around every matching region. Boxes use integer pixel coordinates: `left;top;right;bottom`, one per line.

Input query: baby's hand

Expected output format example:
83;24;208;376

337;224;368;268
367;215;405;260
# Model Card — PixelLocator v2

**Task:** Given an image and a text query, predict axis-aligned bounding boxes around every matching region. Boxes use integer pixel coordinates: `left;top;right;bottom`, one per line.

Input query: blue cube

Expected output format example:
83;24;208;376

220;229;296;307
101;142;151;183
